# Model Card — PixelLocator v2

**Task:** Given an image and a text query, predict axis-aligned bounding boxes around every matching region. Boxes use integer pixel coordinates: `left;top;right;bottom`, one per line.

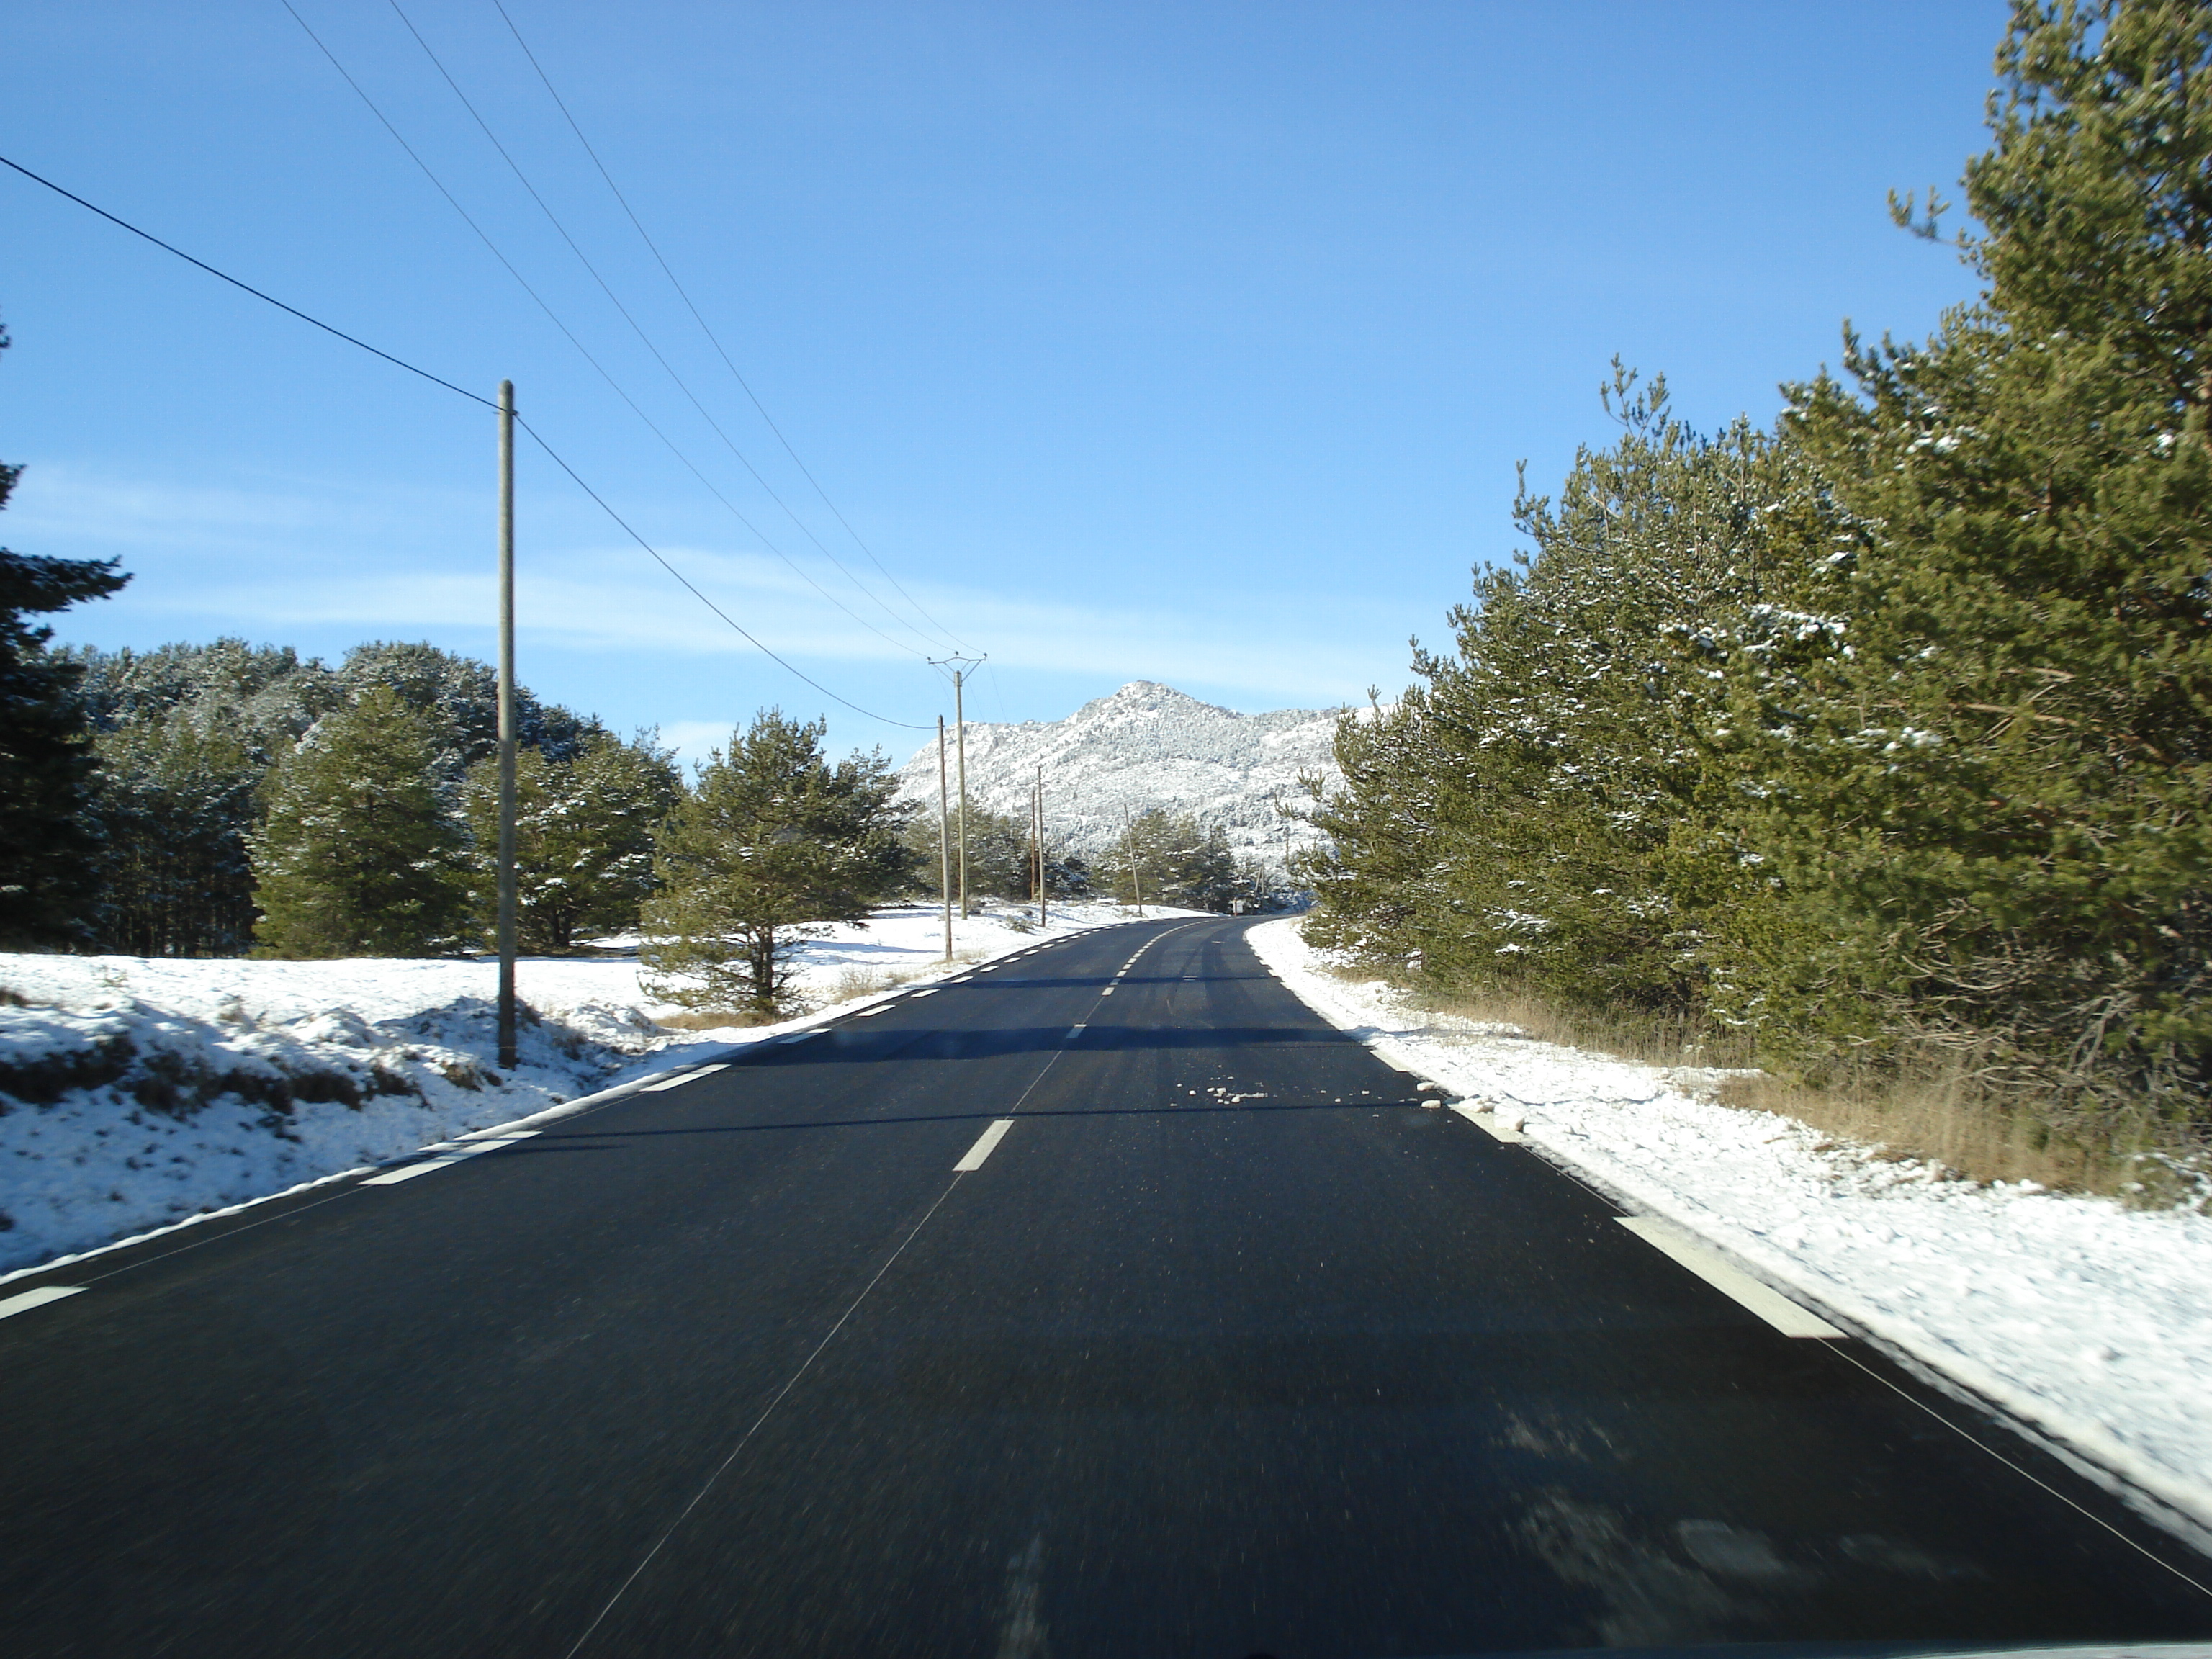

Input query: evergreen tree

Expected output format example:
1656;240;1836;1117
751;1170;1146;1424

0;320;130;948
77;638;336;956
641;711;912;1015
900;806;1037;902
1103;809;1242;911
76;637;339;747
94;716;261;957
461;729;681;951
251;684;472;957
1762;0;2212;1106
1305;369;1842;1014
341;640;591;785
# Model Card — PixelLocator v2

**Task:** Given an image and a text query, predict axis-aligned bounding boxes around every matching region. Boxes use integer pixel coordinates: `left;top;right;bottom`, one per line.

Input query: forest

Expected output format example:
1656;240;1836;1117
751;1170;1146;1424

1300;2;2212;1169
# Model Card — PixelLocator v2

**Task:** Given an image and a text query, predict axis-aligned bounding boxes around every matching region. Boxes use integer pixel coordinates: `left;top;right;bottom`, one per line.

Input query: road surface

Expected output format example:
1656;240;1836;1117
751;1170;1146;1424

2;917;2208;1657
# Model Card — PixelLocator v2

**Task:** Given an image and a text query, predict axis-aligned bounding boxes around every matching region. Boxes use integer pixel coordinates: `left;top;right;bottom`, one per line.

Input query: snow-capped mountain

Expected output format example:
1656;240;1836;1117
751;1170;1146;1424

894;681;1341;870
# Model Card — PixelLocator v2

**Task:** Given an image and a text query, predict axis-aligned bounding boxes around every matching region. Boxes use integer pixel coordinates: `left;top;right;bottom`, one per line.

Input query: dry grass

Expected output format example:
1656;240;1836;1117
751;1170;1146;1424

1324;963;2204;1202
652;1007;778;1032
1714;1065;2075;1189
1407;983;1758;1073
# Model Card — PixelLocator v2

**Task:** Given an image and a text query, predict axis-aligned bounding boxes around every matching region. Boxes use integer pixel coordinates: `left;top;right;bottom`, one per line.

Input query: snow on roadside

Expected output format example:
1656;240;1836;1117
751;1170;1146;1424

0;899;1154;1278
1246;917;2212;1543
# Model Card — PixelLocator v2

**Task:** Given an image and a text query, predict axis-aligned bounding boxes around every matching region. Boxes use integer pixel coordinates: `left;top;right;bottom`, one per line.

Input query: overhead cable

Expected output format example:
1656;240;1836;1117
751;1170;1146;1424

0;153;495;411
388;0;948;660
285;1;930;665
487;0;976;655
514;418;931;729
0;148;928;731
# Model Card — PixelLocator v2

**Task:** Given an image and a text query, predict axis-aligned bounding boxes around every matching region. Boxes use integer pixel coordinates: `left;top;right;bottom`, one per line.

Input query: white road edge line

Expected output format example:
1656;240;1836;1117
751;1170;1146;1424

0;1285;86;1321
1617;1217;1844;1339
1449;1102;1526;1143
954;1118;1016;1172
363;1131;541;1187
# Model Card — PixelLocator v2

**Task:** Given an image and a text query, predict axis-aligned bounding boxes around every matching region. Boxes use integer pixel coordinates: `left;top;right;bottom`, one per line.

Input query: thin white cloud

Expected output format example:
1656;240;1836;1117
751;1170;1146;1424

15;462;1405;706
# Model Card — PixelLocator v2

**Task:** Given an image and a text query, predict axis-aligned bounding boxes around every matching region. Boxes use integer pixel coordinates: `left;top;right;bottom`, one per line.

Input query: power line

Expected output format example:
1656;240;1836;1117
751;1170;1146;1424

515;418;930;729
487;0;976;656
0;153;495;412
280;0;927;667
388;0;949;661
0;148;928;732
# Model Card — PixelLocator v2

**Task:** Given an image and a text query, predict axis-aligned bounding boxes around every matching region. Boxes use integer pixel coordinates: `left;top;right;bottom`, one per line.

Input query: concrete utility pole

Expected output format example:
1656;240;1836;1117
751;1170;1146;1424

929;655;984;920
937;716;953;962
495;379;518;1072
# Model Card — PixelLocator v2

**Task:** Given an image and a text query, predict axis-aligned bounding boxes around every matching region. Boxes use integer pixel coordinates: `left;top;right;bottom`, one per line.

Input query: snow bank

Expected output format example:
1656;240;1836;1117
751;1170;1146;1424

1246;917;2212;1543
0;899;1155;1278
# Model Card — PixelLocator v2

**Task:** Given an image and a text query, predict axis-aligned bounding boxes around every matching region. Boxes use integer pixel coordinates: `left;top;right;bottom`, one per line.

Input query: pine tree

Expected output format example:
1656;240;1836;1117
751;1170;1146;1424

641;710;912;1015
0;320;130;948
1764;0;2212;1108
1304;368;1842;1016
461;729;680;951
78;638;336;956
901;806;1036;902
94;715;261;957
340;640;590;785
1103;809;1241;911
251;684;472;958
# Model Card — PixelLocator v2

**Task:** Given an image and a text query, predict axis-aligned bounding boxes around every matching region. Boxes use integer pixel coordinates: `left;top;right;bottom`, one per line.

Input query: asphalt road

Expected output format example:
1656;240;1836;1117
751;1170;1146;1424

3;916;2209;1658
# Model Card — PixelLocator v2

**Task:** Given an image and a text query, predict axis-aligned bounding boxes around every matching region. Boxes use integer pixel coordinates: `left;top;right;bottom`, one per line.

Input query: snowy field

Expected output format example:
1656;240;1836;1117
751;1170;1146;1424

0;899;1169;1279
1246;917;2212;1550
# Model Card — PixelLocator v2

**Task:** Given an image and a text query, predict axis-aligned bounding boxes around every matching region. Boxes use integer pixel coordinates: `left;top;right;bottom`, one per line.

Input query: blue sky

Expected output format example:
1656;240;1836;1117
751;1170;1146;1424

4;1;2003;765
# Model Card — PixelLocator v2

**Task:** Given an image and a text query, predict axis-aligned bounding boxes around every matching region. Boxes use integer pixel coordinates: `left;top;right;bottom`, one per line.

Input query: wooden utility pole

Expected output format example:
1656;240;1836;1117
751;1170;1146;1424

495;379;518;1071
929;655;984;920
1124;804;1144;917
937;715;953;961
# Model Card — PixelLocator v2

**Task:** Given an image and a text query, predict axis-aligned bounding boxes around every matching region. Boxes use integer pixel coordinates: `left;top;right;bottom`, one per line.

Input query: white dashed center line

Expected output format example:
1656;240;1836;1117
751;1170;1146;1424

953;1118;1016;1172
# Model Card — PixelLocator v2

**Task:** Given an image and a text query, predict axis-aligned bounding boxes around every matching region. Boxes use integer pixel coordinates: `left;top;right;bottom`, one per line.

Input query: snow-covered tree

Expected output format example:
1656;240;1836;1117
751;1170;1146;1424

0;320;130;948
461;729;680;952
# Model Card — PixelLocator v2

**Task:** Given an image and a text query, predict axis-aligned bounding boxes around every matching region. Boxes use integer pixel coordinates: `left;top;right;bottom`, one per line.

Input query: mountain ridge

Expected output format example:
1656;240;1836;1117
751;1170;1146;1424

893;681;1339;871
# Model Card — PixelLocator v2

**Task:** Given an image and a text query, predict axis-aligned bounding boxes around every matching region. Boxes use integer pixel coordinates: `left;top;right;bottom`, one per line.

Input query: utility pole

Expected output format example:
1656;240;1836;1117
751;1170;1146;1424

1034;763;1046;927
1123;803;1144;917
955;669;969;918
929;655;984;920
937;715;953;961
495;379;518;1072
